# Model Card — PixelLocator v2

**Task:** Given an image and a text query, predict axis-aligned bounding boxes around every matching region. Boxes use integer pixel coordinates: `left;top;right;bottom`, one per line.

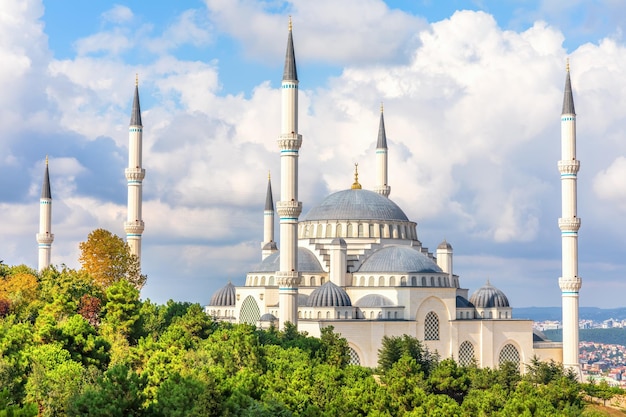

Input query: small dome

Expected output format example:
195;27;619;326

302;189;409;222
307;282;352;307
437;240;452;250
354;294;395;307
251;247;323;273
358;246;442;273
469;281;510;308
456;296;474;308
209;282;236;306
259;313;277;322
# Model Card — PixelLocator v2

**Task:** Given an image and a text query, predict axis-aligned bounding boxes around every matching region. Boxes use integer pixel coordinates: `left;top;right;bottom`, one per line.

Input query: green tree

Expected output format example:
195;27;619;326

427;358;470;404
78;229;146;289
149;373;222;417
377;335;437;375
67;364;146;417
316;326;349;367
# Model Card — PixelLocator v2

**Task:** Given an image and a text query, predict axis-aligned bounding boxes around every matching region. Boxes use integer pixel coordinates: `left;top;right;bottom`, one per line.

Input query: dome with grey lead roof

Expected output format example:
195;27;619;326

438;240;452;250
209;282;236;306
259;313;277;322
307;282;352;307
358;246;442;273
469;281;510;308
251;247;323;273
301;189;409;222
354;294;395;307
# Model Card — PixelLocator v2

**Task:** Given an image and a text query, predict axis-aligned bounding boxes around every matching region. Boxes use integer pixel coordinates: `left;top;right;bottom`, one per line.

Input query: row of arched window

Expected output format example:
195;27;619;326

457;310;510;319
299;221;417;240
354;275;454;287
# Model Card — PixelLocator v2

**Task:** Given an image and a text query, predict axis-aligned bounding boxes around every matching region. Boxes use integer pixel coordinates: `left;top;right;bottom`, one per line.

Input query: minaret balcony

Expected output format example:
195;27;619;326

36;233;54;244
124;220;145;235
125;168;146;181
276;270;301;287
276;201;302;218
558;276;582;292
558;217;581;232
558;160;580;175
278;133;302;151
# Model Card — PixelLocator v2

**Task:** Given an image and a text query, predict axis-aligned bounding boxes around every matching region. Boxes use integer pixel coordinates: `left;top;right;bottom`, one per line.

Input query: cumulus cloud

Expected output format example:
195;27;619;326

2;0;626;307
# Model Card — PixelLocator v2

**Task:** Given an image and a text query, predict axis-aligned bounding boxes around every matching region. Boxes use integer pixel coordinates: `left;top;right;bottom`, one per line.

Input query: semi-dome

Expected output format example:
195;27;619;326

307;281;352;307
456;295;474;308
251;247;323;273
358;246;442;273
469;281;510;308
209;282;236;306
302;189;409;222
354;294;395;307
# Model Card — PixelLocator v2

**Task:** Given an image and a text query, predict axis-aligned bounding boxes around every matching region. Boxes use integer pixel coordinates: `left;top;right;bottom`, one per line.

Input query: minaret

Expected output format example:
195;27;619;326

276;18;302;329
124;75;145;266
374;103;391;197
36;156;54;271
558;59;582;378
262;172;278;260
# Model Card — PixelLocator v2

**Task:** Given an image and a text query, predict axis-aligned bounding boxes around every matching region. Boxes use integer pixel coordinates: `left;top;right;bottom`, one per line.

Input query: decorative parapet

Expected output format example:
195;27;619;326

558;217;581;232
125;168;146;181
276;270;301;287
559;276;582;292
558;160;580;175
124;220;145;235
36;233;54;244
277;133;302;151
276;201;303;218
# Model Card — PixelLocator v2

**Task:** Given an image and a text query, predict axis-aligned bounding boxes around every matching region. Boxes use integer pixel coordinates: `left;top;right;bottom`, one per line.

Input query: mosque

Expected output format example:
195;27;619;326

35;22;581;372
203;22;580;370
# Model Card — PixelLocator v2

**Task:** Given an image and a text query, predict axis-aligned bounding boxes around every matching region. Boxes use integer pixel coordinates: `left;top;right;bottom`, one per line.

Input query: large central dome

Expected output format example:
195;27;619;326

302;189;409;222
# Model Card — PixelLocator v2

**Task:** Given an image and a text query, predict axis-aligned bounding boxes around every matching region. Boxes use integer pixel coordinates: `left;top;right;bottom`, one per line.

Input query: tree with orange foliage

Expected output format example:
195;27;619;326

78;229;146;290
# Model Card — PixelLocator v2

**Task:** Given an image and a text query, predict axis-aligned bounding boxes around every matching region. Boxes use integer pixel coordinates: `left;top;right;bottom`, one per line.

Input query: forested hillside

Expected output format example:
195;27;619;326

0;238;622;416
543;328;626;345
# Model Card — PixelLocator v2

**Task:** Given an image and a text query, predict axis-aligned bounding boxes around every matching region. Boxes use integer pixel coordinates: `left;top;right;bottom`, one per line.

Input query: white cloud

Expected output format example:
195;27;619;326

101;5;133;24
594;156;626;208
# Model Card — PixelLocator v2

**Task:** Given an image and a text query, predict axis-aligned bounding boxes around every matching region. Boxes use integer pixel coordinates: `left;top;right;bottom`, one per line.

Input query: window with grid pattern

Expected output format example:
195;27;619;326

458;341;475;366
499;344;520;367
424;311;439;340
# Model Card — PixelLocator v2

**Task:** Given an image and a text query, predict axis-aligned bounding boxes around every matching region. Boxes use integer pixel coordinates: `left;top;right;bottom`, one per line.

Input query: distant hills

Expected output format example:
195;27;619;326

515;307;626;322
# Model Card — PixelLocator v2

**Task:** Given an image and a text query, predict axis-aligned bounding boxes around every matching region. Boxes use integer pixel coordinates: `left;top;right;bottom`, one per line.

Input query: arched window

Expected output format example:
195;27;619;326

437;277;442;287
459;341;475;366
424;312;439;341
320;277;326;285
489;311;493;319
387;311;391;319
400;276;407;286
317;224;323;238
394;312;398;319
430;277;435;286
254;276;259;286
369;224;374;237
269;276;275;286
411;276;417;286
499;344;520;368
239;296;261;325
389;276;396;286
378;276;384;286
360;276;365;286
326;311;330;319
337;311;340;319
368;276;375;286
421;277;426;286
326;224;332;237
348;347;360;365
336;224;342;237
370;311;374;319
347;223;353;237
298;311;301;318
261;276;266;286
317;311;321;319
344;311;348;319
358;224;364;237
310;277;316;286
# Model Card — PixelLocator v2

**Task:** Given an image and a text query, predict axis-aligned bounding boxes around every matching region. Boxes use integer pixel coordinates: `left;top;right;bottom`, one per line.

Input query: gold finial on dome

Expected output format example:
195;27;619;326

288;15;292;31
135;73;138;86
351;163;362;189
566;58;570;73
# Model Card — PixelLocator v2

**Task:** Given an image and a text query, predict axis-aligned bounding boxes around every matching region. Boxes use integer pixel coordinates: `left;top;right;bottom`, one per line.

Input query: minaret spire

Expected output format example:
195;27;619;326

37;157;54;271
125;75;146;275
374;102;391;197
262;172;278;260
558;60;582;378
276;18;302;329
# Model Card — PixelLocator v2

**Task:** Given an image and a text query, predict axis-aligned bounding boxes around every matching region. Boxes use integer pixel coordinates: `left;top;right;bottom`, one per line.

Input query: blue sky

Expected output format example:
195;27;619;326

2;0;626;308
